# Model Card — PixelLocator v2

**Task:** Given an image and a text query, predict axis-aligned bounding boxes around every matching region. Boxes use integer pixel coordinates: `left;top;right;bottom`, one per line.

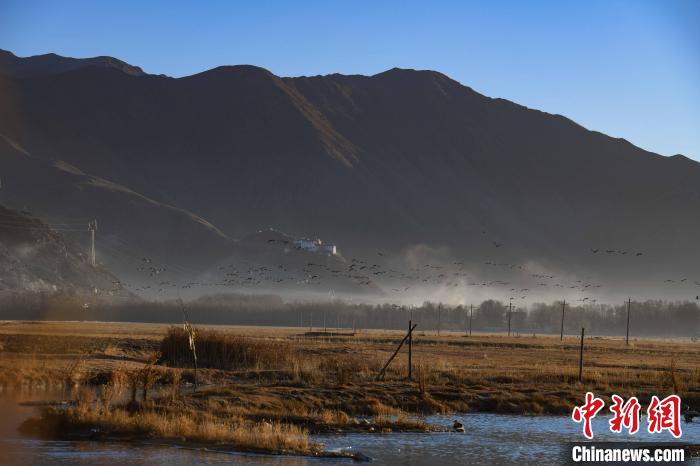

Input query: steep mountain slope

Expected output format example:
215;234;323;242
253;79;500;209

0;51;699;298
286;69;700;271
0;204;117;294
0;135;235;286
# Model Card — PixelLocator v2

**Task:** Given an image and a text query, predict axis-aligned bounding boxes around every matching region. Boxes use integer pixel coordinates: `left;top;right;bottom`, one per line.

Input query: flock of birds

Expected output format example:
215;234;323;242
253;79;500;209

106;253;604;300
590;249;643;256
91;232;700;304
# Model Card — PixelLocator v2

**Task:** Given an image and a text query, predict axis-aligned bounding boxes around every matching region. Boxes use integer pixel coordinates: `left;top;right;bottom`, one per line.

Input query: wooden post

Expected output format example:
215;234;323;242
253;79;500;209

179;299;198;392
193;353;198;392
625;298;631;345
376;324;417;381
464;305;468;336
560;300;566;341
408;319;413;380
469;304;473;337
508;302;512;336
437;304;441;336
579;327;585;382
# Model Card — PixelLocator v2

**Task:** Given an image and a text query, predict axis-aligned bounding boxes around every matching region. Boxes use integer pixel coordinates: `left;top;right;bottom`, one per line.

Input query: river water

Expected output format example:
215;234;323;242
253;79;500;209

2;397;699;465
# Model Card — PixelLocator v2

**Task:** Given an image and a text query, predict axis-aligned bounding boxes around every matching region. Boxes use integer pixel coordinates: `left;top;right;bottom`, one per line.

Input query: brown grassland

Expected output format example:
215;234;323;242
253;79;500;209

1;320;699;456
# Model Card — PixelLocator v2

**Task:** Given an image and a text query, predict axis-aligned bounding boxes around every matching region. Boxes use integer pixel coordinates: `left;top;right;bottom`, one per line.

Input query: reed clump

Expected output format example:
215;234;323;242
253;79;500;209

159;328;294;371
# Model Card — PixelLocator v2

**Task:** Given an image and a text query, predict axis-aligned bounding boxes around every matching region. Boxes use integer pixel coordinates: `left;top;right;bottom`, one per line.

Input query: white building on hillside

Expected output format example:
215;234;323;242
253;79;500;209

294;238;337;256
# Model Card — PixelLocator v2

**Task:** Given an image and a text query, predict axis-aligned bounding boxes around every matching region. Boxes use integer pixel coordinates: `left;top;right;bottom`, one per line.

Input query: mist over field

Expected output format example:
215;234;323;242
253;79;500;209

0;49;698;335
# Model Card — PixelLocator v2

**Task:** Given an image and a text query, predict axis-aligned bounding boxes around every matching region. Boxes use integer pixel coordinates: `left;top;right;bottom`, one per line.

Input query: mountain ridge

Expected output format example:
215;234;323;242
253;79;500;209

0;50;698;300
0;49;147;78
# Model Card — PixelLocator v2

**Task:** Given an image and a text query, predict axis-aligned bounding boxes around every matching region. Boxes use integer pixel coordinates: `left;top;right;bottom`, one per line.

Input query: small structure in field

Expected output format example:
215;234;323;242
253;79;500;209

293;238;337;256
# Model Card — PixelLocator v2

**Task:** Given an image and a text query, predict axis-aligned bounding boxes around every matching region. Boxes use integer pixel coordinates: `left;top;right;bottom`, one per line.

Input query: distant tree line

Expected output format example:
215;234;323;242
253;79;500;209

0;291;698;338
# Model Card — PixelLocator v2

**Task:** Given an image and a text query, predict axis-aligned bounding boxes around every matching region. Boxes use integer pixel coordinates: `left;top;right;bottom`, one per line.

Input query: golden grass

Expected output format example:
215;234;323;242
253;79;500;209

159;327;294;371
2;321;699;418
66;407;314;453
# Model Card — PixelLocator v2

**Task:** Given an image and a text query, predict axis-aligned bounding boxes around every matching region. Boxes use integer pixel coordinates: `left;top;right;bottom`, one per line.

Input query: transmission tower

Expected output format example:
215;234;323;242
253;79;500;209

88;219;97;266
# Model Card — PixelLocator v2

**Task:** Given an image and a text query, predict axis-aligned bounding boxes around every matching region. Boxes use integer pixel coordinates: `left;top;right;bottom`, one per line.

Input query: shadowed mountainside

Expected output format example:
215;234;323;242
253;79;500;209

0;51;699;299
0;135;235;285
0;135;370;296
0;204;118;294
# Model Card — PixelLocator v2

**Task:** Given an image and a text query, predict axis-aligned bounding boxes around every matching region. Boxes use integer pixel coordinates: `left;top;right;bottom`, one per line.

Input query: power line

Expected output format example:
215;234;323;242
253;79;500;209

0;222;88;228
0;225;86;231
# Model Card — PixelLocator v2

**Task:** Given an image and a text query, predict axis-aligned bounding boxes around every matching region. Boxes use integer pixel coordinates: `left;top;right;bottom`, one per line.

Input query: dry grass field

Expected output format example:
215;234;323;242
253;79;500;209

1;320;699;455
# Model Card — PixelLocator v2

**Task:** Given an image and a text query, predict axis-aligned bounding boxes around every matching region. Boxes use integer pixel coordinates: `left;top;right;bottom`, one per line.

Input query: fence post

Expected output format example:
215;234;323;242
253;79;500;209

560;300;566;341
579;327;585;382
408;319;413;381
376;324;417;381
625;298;631;345
507;302;512;336
469;304;473;337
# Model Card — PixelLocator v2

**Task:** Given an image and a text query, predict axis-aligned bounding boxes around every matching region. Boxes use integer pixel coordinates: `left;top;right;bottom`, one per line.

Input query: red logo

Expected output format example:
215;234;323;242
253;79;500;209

572;393;683;439
572;391;605;439
609;394;641;434
647;395;682;438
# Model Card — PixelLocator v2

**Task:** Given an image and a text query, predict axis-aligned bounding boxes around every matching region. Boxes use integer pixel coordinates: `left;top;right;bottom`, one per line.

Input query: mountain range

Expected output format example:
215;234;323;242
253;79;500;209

0;49;698;302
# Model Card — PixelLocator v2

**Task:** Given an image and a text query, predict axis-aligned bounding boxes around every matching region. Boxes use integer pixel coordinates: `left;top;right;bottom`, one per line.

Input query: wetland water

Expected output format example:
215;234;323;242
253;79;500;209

2;397;699;465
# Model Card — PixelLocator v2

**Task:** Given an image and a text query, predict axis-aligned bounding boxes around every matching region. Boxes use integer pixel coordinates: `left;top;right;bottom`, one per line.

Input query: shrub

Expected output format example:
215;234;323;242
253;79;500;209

159;328;294;370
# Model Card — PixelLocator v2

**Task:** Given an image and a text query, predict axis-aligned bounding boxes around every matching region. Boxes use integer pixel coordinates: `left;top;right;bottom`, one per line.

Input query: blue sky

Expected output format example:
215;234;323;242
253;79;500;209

1;0;698;160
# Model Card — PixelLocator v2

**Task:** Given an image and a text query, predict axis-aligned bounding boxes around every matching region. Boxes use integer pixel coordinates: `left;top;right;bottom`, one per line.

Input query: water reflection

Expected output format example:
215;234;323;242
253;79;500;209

3;391;699;466
319;414;700;465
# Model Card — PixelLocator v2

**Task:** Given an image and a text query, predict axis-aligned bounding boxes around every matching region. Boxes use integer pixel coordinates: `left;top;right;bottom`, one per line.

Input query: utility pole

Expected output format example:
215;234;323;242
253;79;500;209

626;298;631;345
560;300;566;341
437;303;441;336
469;304;473;337
88;219;97;266
408;319;413;380
579;327;585;382
464;305;469;336
326;290;334;334
508;300;513;336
